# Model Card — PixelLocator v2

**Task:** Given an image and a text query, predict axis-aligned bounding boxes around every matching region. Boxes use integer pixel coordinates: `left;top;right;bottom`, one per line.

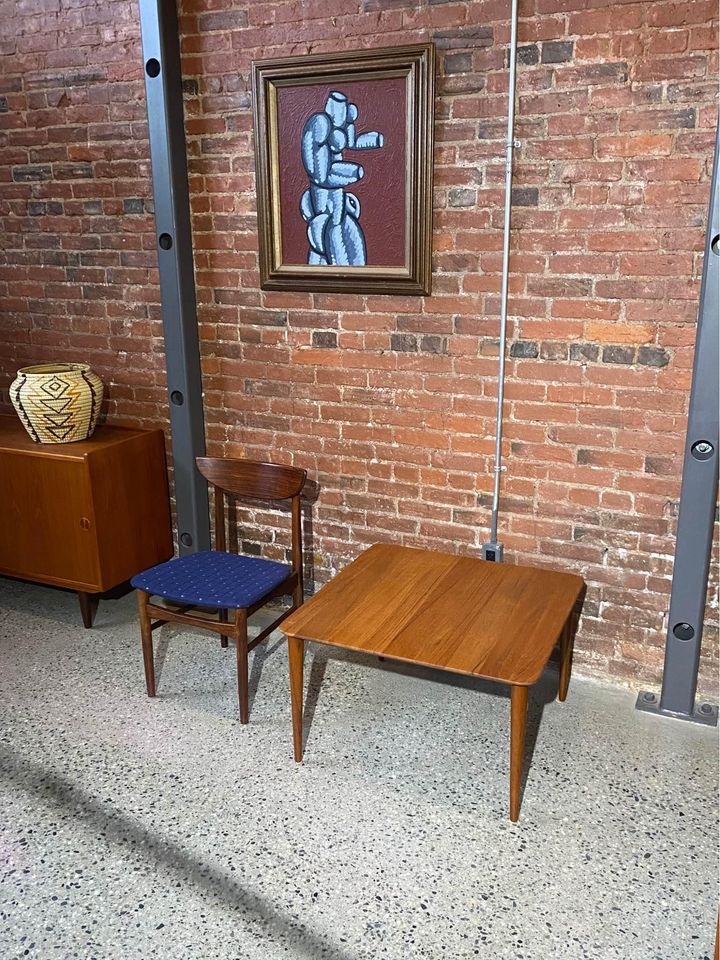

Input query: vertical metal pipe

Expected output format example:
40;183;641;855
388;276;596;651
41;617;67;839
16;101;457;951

489;0;520;545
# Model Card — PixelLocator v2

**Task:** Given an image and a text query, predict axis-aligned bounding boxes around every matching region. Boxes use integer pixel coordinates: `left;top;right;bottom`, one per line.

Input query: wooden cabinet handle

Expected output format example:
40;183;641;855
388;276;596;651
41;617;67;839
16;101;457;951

80;517;91;530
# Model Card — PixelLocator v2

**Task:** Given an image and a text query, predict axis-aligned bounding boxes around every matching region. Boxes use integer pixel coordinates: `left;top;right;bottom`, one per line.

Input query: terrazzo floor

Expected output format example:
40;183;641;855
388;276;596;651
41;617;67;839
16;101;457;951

0;577;717;960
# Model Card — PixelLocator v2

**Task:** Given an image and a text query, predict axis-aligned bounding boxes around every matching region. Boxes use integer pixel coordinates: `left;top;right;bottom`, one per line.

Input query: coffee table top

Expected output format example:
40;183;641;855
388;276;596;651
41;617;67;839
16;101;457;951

282;544;585;686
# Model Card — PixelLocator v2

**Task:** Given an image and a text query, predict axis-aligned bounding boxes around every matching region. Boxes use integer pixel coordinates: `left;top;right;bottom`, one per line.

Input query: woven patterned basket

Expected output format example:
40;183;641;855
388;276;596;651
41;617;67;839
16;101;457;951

10;363;104;443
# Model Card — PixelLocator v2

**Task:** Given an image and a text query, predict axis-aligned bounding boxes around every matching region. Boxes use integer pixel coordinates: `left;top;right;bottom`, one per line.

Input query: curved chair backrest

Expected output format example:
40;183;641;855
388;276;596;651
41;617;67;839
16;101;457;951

196;457;306;501
196;456;307;582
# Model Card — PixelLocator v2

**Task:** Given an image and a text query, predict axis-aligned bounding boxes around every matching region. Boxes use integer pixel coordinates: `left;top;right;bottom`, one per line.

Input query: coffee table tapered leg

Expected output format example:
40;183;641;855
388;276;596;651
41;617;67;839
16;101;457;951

510;684;528;822
558;617;574;702
288;635;304;762
558;620;570;702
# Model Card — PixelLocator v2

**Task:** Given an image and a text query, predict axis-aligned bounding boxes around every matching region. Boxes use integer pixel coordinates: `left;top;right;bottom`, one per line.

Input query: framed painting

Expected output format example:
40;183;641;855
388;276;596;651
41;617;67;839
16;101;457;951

251;43;435;296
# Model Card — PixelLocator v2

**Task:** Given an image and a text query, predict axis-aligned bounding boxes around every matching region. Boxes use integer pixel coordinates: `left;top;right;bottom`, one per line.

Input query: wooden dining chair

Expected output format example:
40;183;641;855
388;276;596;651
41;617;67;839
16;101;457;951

131;457;307;723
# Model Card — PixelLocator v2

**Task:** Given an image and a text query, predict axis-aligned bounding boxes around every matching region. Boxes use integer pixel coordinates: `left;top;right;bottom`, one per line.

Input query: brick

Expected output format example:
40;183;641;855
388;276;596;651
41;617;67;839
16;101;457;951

12;164;52;181
448;187;475;207
419;335;447;355
444;52;472;74
541;40;574;63
645;29;689;54
312;331;337;349
667;80;717;103
634;55;707;82
618;107;696;131
574;36;612;60
535;137;597;160
688;24;718;49
602;345;636;364
123;198;145;214
638;346;671;367
54;162;93;180
647;0;717;27
433;26;494;49
627;157;703;181
390;334;418;353
540;341;569;360
568;7;643;35
238;307;288;325
554;301;621;321
644;456;679;476
555;62;629;87
517;44;539;65
588;232;659;252
559;161;624;182
512;187;539;206
596;133;674;158
509;340;540;358
198;10;249;31
586;322;655;344
570;343;600;363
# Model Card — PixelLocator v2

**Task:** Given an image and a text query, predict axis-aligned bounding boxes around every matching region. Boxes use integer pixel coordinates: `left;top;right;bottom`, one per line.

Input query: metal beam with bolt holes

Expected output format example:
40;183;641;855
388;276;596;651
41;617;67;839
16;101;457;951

138;0;210;554
636;124;720;727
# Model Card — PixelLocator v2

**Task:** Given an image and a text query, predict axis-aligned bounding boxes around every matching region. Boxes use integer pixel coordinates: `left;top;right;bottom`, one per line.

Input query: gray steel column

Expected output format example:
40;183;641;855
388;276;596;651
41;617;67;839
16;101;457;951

637;125;719;725
138;0;210;553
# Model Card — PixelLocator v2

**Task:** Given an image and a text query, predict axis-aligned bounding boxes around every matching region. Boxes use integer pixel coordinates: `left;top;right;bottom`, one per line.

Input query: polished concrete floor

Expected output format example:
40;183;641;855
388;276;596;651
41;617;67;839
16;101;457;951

0;577;717;960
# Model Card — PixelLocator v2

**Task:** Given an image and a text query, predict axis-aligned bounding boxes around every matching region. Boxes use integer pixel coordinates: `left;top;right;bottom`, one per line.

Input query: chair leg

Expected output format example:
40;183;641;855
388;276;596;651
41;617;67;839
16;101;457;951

220;608;229;648
236;609;249;724
137;590;156;697
293;579;304;610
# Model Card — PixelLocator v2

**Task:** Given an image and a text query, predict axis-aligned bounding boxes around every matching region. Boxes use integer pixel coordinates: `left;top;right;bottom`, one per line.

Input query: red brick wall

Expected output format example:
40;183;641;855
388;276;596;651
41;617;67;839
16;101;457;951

1;0;718;691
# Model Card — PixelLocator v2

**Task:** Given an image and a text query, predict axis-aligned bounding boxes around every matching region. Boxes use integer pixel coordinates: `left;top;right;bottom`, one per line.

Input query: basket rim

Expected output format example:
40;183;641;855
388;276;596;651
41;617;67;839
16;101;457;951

17;363;92;376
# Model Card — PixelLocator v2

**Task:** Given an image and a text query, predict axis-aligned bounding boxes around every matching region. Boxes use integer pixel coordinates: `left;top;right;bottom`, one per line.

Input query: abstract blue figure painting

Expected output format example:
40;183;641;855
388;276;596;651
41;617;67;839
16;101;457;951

252;44;435;295
300;90;384;267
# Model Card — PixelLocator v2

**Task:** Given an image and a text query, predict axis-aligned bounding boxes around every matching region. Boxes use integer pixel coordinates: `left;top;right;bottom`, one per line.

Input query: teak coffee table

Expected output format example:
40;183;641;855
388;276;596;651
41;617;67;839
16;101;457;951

281;544;585;821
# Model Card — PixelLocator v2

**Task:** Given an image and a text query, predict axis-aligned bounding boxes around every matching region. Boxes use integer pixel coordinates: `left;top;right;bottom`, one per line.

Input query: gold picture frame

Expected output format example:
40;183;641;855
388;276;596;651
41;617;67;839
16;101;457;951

251;43;435;296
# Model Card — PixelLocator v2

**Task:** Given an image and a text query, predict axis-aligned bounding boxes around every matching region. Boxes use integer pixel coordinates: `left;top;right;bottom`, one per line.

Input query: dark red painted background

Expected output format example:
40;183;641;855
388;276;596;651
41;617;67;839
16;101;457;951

275;76;407;267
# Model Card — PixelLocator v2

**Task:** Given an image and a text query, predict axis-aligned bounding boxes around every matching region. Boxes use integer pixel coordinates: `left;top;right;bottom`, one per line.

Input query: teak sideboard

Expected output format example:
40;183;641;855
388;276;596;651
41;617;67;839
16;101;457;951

0;415;173;626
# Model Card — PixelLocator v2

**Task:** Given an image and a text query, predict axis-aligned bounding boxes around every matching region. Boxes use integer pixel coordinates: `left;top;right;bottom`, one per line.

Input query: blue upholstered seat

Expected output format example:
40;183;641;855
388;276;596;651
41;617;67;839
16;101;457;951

131;551;291;609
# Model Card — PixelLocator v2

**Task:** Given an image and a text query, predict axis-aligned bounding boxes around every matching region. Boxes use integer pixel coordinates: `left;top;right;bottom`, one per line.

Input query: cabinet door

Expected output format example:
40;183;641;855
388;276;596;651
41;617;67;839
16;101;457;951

0;452;100;590
88;431;173;590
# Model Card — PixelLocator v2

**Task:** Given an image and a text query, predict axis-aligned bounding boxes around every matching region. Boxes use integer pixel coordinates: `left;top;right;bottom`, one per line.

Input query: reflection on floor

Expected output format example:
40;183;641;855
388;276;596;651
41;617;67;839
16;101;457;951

0;577;717;960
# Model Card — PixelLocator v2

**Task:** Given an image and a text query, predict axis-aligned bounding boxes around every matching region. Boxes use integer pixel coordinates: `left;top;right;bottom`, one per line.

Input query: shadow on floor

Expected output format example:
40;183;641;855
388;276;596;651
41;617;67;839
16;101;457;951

0;577;133;629
297;645;559;811
151;621;288;718
248;636;285;714
0;741;354;960
149;628;558;813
